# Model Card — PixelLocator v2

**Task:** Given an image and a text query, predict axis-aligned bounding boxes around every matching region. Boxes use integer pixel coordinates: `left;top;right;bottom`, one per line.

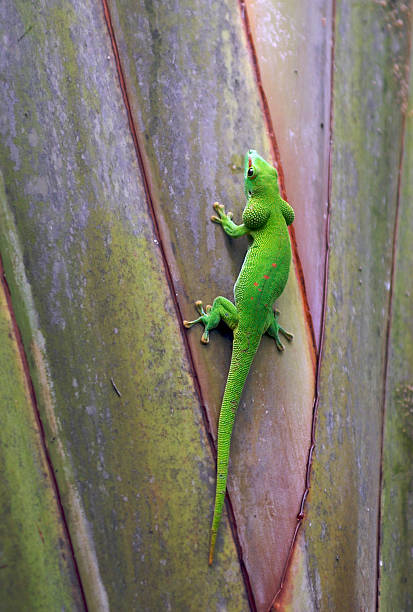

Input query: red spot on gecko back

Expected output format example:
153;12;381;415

263;275;269;279
272;263;277;267
250;296;254;300
254;282;258;286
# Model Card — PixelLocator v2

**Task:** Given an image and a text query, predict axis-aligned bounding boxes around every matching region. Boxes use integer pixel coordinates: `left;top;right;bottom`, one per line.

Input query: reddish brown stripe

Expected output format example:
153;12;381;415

100;1;257;608
241;0;335;606
239;0;317;366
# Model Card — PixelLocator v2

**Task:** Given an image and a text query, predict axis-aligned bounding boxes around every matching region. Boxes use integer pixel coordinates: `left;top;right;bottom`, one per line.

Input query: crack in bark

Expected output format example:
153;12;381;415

239;0;317;366
100;1;257;609
376;13;413;611
235;1;336;608
0;255;88;611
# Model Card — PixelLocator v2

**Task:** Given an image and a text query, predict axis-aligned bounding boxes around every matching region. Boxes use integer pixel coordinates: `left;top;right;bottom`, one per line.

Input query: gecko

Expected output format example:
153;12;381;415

183;149;295;565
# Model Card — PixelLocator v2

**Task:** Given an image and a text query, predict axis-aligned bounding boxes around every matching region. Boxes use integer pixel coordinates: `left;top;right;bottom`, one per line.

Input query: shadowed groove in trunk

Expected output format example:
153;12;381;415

99;1;257;608
238;1;336;607
376;12;413;609
0;253;88;611
238;0;317;362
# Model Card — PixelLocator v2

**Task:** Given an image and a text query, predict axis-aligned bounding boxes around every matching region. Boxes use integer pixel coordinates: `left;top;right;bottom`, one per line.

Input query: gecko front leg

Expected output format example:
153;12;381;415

211;202;249;238
183;203;246;342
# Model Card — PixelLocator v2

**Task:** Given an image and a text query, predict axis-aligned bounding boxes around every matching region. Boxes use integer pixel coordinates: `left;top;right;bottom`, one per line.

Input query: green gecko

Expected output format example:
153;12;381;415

183;150;295;565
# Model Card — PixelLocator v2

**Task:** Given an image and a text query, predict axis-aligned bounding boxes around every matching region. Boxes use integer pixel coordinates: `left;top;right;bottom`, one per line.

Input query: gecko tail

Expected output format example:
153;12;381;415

209;530;217;565
208;328;261;565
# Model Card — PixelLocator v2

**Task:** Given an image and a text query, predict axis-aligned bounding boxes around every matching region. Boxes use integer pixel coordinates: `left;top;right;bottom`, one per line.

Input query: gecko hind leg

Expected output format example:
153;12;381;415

183;297;238;344
266;309;293;352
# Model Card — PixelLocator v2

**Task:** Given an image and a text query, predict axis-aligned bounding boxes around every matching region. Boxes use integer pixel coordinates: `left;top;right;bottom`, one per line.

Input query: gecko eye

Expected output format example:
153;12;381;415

247;167;254;177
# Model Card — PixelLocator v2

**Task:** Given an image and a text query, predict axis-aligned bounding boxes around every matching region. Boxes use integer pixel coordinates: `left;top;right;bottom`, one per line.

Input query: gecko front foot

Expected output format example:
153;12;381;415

211;202;233;225
211;202;249;238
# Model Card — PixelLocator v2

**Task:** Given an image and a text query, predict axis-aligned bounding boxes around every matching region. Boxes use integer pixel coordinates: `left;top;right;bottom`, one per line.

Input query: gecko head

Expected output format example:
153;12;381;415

242;150;280;229
244;150;279;199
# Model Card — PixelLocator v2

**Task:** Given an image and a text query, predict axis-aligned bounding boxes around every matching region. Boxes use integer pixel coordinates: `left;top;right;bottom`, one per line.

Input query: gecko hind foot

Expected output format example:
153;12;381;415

195;300;207;315
183;296;238;344
183;300;208;324
266;310;293;352
279;326;294;342
183;300;212;343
